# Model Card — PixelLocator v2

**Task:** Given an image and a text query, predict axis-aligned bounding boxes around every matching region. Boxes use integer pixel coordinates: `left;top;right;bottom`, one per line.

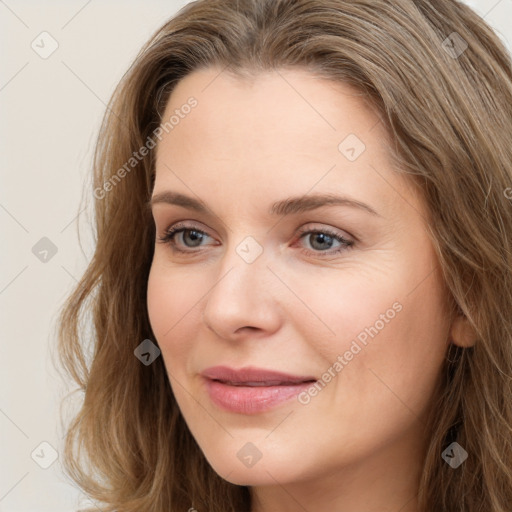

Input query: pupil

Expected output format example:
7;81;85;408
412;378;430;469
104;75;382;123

311;233;333;250
185;230;203;247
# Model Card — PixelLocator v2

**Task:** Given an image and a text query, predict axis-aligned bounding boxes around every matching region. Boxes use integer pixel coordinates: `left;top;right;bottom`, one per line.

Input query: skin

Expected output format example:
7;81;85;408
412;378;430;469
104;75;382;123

147;66;476;512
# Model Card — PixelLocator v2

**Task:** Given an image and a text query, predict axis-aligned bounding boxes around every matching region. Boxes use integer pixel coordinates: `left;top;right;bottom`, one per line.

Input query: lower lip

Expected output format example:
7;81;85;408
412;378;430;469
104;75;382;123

203;378;315;414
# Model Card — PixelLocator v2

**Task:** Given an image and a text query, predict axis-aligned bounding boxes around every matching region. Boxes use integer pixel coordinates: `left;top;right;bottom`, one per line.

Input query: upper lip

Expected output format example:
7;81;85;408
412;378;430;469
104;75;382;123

201;365;317;385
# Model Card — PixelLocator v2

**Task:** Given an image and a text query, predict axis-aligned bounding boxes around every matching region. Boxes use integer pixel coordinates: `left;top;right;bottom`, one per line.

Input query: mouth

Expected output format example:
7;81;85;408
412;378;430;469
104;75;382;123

200;365;317;385
200;366;317;414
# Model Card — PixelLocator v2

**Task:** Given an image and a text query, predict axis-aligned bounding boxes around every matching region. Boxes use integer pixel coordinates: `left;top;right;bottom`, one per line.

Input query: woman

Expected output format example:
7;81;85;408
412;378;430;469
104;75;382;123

56;1;512;511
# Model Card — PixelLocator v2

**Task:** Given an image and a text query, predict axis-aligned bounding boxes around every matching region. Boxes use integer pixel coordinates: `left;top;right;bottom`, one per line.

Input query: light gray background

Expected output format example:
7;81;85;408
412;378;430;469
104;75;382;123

1;1;511;510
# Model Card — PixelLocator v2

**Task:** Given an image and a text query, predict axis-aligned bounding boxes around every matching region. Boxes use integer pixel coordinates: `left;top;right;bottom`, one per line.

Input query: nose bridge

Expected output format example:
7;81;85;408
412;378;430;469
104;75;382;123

210;234;270;303
201;233;280;336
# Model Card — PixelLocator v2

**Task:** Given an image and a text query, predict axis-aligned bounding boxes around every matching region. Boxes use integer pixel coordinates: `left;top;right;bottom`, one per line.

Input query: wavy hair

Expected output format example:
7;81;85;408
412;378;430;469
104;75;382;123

55;1;512;510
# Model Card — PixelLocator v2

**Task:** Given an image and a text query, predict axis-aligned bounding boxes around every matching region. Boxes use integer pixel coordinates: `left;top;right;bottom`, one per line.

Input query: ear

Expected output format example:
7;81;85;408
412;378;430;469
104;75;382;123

449;312;477;348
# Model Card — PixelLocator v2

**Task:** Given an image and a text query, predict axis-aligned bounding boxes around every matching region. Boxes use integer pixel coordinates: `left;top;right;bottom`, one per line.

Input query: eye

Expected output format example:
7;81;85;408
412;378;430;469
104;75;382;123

296;227;354;256
156;222;355;257
156;222;215;253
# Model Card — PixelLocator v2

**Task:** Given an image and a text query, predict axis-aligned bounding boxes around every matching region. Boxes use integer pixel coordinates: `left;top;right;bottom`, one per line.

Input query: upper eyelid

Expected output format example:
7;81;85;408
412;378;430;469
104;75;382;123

161;221;349;235
165;222;212;237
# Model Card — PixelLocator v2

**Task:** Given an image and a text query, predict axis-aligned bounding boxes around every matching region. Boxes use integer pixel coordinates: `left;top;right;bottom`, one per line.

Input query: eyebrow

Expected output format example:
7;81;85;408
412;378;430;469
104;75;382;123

148;191;380;217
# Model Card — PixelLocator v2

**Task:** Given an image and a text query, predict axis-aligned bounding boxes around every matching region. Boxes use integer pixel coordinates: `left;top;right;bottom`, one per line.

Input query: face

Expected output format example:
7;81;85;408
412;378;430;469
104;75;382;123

147;66;454;489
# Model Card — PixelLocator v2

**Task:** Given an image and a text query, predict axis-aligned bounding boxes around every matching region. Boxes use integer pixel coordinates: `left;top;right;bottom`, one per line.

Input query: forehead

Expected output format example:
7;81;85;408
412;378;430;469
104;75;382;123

154;66;425;223
160;66;384;150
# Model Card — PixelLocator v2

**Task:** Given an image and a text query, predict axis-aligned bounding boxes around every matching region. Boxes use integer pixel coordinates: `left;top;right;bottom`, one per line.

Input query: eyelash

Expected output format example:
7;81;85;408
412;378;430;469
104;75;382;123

156;222;354;257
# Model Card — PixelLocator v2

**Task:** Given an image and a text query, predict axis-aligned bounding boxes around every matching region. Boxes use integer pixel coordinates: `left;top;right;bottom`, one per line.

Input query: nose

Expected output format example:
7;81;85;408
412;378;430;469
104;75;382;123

201;242;282;340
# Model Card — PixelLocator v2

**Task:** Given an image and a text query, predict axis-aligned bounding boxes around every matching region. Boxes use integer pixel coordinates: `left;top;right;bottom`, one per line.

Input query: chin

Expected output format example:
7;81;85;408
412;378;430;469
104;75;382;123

219;468;274;486
203;449;308;487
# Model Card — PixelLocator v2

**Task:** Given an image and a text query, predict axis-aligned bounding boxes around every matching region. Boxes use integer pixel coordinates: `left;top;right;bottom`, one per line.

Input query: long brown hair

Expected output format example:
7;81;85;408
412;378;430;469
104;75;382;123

55;1;512;510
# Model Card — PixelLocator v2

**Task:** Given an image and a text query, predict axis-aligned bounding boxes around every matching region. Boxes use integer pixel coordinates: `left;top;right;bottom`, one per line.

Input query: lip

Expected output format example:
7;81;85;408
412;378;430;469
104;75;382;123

201;365;317;384
201;365;317;414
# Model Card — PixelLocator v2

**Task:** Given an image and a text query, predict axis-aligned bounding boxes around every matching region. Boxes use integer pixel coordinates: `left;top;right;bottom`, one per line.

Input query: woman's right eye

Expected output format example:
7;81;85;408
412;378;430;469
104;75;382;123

157;224;215;253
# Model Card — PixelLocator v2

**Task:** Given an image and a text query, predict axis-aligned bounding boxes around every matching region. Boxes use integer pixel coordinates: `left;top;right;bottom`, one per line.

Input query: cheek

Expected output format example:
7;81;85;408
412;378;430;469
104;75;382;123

331;268;449;419
282;256;402;358
292;248;450;412
146;261;204;360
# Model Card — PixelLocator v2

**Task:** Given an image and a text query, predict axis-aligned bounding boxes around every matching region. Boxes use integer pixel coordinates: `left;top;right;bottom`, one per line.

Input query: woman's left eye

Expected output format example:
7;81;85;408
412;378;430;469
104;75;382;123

297;228;354;255
157;224;354;256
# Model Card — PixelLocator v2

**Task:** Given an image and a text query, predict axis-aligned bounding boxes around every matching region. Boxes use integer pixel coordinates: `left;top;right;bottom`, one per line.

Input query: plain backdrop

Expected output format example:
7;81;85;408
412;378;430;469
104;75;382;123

1;1;511;510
